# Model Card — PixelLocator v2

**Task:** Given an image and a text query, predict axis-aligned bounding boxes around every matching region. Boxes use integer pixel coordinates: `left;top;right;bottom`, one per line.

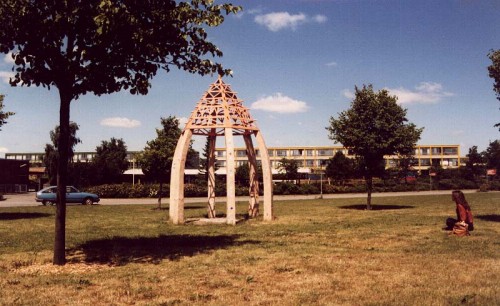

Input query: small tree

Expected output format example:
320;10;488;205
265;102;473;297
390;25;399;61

327;84;423;209
93;138;128;185
325;151;354;185
487;49;500;130
0;0;240;265
465;146;485;181
43;123;82;186
139;116;197;209
278;158;299;182
0;94;14;130
483;140;500;176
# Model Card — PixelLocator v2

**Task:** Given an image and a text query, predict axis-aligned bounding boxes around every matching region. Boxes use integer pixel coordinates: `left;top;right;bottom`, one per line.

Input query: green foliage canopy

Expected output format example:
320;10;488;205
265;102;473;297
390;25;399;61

93;137;128;184
139;116;182;183
0;94;15;130
325;151;355;183
43;122;82;185
487;49;500;129
327;84;423;208
278;158;299;181
484;140;500;174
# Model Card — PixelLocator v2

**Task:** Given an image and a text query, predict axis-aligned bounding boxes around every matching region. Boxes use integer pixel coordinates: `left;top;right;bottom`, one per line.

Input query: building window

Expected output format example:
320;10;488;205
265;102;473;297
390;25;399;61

442;158;458;167
290;149;302;156
276;150;287;157
420;148;430;155
216;151;226;157
305;150;314;156
318;149;333;156
317;159;329;166
420;159;431;166
236;150;247;157
431;147;442;155
236;161;248;167
215;161;226;167
443;147;458;155
268;150;274;157
305;160;315;167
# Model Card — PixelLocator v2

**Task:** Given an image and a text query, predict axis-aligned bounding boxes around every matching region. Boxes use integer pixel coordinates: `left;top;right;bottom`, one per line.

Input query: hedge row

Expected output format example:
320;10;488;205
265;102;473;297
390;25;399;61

84;179;500;198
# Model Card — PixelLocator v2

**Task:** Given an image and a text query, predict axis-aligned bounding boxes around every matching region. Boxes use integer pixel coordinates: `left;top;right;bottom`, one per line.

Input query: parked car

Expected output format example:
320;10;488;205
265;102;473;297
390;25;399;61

35;186;100;205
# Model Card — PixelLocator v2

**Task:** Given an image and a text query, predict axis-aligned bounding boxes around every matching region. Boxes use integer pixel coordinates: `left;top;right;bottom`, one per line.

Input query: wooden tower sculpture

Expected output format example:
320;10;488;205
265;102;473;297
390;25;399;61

169;76;273;225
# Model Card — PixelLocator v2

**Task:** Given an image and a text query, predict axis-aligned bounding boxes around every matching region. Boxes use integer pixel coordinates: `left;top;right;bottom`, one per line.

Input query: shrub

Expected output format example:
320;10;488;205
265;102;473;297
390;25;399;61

438;179;477;190
298;184;320;195
273;182;300;195
488;180;500;191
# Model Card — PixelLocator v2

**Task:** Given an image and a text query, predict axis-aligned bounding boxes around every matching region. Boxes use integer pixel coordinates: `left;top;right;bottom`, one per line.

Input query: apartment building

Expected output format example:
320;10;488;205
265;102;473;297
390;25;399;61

5;151;141;168
214;144;461;174
5;144;461;175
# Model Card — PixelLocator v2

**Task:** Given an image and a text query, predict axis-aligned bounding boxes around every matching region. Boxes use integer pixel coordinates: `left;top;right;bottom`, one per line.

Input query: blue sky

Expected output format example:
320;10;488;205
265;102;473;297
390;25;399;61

1;0;499;158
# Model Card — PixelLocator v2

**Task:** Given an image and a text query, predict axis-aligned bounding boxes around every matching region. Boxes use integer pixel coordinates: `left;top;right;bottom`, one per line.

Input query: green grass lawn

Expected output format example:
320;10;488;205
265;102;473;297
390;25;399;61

0;192;499;305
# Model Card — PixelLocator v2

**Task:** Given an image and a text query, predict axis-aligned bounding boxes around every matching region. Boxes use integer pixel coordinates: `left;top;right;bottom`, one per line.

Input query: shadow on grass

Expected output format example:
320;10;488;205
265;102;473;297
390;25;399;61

476;214;500;222
338;204;415;210
68;234;256;265
0;212;53;220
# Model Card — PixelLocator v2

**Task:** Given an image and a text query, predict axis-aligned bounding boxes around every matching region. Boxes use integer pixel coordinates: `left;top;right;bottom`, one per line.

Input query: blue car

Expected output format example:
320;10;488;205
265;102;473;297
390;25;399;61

36;186;100;206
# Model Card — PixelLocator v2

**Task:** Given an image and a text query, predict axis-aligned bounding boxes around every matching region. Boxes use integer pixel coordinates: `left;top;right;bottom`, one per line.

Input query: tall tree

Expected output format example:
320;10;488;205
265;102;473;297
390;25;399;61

327;85;423;209
43;122;82;185
0;94;14;130
93;137;128;184
0;0;240;265
483;140;500;175
139;116;197;209
487;49;500;130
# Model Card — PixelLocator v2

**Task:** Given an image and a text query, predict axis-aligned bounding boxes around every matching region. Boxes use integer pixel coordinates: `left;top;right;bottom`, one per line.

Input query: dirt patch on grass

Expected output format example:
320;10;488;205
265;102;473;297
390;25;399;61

12;262;113;275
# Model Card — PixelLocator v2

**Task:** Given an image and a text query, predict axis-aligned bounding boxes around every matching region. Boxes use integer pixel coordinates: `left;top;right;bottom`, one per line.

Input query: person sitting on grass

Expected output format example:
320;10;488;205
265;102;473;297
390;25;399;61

445;190;474;236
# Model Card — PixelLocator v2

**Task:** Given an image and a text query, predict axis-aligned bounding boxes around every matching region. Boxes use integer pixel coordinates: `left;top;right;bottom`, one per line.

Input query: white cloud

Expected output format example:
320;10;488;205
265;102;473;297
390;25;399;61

313;14;328;23
251;93;309;113
3;53;15;64
385;82;454;104
0;71;14;84
254;12;327;32
342;89;355;99
326;61;338;67
100;117;141;128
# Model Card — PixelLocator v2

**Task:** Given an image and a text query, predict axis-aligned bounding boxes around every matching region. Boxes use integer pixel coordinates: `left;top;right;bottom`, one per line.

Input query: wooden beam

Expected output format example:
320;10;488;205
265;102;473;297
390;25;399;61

244;134;259;218
225;127;236;225
255;130;273;221
169;129;193;224
207;135;216;218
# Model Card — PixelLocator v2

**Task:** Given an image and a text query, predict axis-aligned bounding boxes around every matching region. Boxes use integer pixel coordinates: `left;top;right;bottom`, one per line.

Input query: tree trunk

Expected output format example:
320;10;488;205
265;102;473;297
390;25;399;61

157;181;163;209
53;89;71;265
366;175;373;210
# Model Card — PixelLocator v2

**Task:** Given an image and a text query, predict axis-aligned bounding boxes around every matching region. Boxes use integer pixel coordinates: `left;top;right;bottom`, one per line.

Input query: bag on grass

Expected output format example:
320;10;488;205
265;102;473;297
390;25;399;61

450;221;469;237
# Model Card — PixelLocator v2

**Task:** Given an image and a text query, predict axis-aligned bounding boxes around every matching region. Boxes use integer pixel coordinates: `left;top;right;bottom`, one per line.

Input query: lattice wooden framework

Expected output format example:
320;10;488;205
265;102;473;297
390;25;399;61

169;76;273;225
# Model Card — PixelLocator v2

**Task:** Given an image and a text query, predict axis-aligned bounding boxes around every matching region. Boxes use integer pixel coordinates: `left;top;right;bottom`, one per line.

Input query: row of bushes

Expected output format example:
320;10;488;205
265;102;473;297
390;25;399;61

84;179;500;198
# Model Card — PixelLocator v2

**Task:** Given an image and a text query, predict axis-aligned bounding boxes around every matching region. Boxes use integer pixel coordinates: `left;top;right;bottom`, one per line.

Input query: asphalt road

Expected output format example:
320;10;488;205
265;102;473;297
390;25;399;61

0;189;480;208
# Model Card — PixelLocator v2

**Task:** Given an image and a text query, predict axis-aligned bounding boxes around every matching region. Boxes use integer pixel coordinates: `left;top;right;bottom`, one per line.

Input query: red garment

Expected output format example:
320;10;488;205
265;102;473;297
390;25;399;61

456;203;474;225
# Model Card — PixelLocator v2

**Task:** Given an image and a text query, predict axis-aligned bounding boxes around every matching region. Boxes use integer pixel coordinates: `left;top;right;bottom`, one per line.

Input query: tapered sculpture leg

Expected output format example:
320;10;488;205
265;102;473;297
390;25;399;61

225;128;236;225
244;134;259;218
169;130;193;224
207;135;216;218
255;131;273;221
